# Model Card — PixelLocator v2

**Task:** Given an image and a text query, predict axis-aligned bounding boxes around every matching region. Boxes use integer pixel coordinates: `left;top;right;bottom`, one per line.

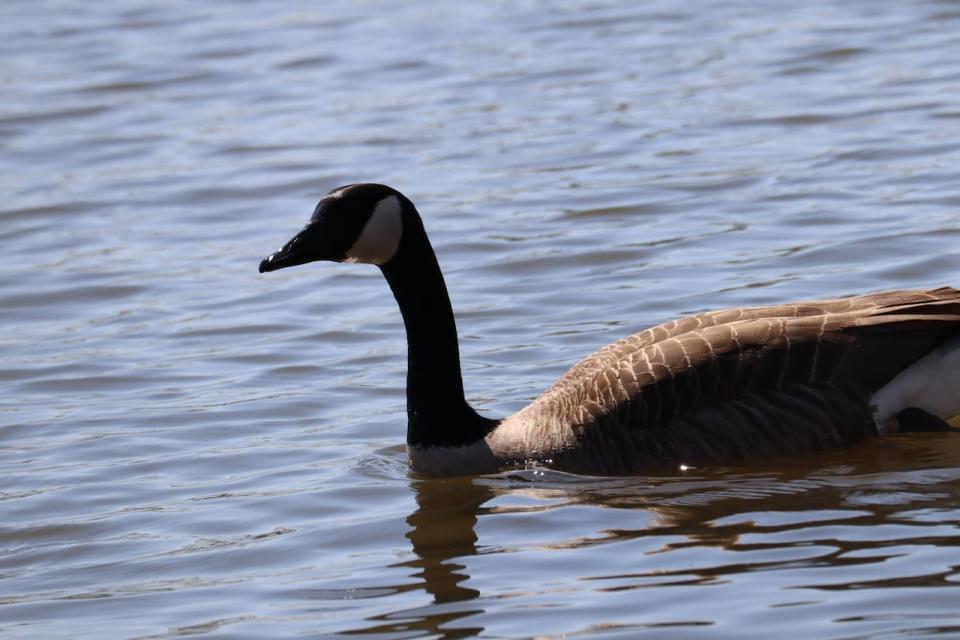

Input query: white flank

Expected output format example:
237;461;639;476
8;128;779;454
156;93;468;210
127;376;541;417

345;195;403;265
871;334;960;432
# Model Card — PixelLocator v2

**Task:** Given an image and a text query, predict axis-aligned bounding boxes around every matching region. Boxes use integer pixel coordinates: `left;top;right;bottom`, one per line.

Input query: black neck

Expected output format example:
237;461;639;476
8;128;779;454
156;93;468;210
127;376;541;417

379;213;497;447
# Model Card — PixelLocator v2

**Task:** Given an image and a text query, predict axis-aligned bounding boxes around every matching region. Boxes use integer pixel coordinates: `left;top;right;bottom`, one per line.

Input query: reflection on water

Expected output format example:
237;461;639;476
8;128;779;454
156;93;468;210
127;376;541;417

347;478;489;638
343;433;960;637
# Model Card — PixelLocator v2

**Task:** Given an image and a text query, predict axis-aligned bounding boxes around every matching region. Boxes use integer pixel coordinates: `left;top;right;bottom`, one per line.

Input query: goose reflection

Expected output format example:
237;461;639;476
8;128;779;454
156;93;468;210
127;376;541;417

346;432;960;637
345;476;495;638
403;477;491;605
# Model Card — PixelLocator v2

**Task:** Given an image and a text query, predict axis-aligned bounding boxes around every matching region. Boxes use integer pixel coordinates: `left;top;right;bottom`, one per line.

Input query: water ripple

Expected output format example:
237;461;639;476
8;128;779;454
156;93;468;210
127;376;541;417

2;1;960;638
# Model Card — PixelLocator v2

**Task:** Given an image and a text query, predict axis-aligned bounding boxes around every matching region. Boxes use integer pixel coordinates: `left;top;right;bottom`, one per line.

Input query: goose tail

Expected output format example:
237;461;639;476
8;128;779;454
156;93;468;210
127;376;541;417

871;333;960;434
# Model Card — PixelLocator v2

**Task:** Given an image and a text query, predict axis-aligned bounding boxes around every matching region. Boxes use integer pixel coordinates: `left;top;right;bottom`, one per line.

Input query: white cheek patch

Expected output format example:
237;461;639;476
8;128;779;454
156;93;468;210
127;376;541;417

345;195;403;265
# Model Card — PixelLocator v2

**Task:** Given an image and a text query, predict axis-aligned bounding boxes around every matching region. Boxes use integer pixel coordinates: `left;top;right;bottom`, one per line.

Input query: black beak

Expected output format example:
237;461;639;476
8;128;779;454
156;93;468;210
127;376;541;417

259;224;321;273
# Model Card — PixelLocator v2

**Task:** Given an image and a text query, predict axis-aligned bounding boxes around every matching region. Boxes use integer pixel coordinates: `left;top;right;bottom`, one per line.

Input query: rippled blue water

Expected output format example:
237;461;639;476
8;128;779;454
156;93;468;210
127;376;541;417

2;1;960;638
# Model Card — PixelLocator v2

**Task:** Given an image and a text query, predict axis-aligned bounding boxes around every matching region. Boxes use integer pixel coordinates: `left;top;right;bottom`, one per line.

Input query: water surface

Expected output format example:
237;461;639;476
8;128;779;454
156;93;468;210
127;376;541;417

2;1;960;638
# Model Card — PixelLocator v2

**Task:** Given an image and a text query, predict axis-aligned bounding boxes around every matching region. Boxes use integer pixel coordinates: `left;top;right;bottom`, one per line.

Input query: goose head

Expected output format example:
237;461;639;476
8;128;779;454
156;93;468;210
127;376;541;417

259;183;409;273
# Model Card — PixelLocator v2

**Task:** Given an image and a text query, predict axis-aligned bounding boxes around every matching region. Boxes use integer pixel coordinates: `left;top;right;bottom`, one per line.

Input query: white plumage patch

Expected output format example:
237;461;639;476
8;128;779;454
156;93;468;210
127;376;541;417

345;195;403;265
871;334;960;431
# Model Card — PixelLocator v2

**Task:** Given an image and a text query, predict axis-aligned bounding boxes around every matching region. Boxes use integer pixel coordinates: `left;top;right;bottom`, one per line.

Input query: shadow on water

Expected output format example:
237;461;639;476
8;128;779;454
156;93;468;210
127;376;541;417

344;433;960;638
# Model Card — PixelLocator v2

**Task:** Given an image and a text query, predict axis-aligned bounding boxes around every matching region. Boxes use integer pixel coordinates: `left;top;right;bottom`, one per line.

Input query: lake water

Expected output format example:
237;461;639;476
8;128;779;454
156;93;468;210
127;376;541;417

2;1;960;638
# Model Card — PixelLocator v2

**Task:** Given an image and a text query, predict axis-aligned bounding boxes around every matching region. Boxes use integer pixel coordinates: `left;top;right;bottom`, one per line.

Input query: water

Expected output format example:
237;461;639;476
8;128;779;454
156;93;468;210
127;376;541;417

2;1;960;637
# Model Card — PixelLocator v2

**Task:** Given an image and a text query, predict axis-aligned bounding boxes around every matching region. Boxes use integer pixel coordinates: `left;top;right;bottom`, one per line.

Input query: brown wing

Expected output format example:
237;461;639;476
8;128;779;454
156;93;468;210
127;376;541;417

544;287;960;401
529;287;960;473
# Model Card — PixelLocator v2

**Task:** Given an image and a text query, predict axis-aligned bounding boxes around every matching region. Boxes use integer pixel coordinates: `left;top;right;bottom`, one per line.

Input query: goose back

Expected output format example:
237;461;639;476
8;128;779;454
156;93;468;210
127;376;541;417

499;287;960;473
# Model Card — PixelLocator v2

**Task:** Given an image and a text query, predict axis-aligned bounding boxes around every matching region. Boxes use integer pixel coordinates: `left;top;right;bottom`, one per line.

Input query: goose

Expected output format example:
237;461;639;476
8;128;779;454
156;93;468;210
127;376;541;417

259;183;960;476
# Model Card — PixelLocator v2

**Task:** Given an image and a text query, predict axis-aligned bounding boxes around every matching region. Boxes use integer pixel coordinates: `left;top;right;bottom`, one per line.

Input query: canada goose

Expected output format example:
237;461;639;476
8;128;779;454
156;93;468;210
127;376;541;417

259;183;960;476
